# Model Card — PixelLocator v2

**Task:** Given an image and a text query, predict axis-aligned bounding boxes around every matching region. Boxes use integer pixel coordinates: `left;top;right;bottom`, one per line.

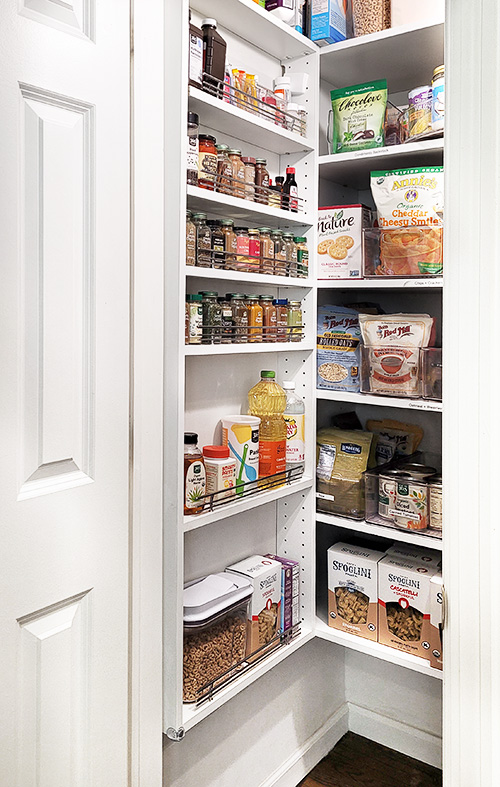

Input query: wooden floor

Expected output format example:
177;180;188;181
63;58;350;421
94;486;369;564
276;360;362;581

298;733;442;787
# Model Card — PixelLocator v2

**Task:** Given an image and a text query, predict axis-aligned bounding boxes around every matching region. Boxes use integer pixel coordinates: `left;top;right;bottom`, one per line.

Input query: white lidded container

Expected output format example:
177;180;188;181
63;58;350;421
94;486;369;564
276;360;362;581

183;573;253;703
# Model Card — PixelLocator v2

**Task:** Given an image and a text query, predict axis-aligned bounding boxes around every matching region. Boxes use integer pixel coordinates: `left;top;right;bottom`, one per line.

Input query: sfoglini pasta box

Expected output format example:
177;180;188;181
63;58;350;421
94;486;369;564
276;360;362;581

226;555;282;658
318;205;372;279
327;542;385;641
378;555;435;660
429;573;443;670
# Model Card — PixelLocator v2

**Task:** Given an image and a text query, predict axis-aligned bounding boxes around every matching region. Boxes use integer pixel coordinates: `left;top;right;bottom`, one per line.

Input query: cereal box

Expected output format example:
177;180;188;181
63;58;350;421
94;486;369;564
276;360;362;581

226;555;282;657
327;542;385;641
318;205;372;279
385;544;441;570
378;555;435;660
317;305;361;392
311;0;347;45
429;573;443;670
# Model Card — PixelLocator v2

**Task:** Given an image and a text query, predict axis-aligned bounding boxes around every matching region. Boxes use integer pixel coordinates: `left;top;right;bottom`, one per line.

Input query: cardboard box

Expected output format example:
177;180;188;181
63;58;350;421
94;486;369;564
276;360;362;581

429;572;443;670
385;544;441;570
311;0;347;45
226;555;282;656
327;542;385;641
266;554;300;632
318;205;372;279
378;555;435;659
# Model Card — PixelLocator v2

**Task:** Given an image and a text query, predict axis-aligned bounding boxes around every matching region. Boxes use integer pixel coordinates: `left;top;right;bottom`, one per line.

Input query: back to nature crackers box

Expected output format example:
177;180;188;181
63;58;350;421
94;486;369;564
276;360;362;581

318;205;372;279
327;542;385;641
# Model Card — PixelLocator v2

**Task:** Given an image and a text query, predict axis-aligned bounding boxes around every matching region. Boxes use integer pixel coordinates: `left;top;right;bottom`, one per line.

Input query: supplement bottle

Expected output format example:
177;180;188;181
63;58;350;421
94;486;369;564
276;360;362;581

282;381;305;477
203;445;236;502
184;432;206;515
248;371;287;487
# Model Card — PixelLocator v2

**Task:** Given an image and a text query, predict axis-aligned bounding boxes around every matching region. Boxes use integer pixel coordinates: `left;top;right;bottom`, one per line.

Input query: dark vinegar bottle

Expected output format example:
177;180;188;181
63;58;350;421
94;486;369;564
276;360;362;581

283;167;298;213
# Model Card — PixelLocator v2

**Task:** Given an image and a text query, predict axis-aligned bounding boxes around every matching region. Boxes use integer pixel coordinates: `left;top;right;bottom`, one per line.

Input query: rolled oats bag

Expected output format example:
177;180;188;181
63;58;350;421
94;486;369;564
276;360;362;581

317;305;361;393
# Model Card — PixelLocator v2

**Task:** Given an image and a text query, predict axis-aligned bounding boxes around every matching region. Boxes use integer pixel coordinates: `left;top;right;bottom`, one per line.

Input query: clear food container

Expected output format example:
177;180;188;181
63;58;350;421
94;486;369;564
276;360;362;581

183;573;252;703
362;227;443;278
361;345;422;398
422;348;442;400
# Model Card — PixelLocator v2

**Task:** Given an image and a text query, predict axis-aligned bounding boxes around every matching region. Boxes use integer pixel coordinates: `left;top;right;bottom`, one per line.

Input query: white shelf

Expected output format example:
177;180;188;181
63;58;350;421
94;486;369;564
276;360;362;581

190;87;314;156
320;20;444;93
182;628;315;731
185;342;313;356
317;277;443;289
316;389;442;412
184;476;313;531
185;265;312;288
318;138;444;189
314;615;443;680
316;511;442;550
191;0;317;61
187;185;312;229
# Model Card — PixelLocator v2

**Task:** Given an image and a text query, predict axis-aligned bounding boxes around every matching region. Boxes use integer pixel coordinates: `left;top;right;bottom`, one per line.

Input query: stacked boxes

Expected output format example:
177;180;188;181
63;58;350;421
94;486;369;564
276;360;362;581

429;573;443;670
327;543;385;641
266;554;300;634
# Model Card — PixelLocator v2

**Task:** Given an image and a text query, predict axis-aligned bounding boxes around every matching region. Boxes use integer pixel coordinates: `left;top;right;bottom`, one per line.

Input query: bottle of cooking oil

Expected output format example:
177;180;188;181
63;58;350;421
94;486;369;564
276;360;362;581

248;371;287;488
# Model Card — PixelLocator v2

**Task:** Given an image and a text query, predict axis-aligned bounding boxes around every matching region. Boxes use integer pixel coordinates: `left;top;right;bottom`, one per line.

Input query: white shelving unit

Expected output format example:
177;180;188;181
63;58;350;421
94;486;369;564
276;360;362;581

185;342;314;356
316;389;443;412
316;510;443;550
318;277;443;289
187;184;313;228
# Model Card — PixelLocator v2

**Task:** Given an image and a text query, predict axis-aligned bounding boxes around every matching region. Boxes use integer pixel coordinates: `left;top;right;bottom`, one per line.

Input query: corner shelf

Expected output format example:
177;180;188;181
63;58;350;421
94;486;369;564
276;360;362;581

316;389;442;412
316;511;442;550
317;277;443;289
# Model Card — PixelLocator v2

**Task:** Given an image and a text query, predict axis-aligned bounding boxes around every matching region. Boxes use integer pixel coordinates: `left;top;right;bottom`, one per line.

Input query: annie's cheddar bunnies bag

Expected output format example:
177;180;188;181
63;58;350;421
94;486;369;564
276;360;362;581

331;80;387;154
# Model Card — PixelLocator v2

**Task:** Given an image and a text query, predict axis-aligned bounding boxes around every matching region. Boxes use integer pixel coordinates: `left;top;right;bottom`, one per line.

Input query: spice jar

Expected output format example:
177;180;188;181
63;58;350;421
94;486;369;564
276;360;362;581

268;179;282;209
247;229;261;274
198;134;218;190
255;158;270;204
241;157;256;201
186;210;196;266
187;294;203;344
271;229;287;276
246;295;263;343
234;227;251;272
185;300;189;344
216;144;233;195
287;300;302;343
258;228;274;275
193;213;212;267
220;219;237;270
282;233;298;277
218;295;233;344
207;220;225;268
259;295;277;343
187;112;199;186
230;293;249;343
294;236;309;279
200;291;222;344
273;299;288;342
228;149;245;199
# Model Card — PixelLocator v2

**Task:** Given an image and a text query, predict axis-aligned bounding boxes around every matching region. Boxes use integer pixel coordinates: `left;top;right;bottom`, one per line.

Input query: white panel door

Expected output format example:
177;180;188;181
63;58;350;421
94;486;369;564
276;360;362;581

0;1;130;785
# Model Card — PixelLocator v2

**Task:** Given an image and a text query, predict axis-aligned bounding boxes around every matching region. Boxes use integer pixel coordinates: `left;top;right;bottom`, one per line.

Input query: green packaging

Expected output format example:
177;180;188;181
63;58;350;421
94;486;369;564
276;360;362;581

331;80;388;154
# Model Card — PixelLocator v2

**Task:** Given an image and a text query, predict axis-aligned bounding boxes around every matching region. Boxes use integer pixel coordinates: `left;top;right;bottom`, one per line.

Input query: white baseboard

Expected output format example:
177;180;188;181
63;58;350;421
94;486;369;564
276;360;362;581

348;703;442;770
259;703;349;787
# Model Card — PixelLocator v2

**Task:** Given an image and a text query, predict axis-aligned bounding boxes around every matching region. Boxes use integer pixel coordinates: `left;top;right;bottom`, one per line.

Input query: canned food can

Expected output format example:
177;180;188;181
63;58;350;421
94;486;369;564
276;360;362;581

408;85;432;137
397;463;437;478
428;474;442;532
390;473;429;530
378;470;411;520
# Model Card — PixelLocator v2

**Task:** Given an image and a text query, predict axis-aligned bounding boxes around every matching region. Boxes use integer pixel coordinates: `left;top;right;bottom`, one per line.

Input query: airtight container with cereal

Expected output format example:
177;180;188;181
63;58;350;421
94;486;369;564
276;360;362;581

183;572;252;703
317;305;361;392
327;542;385;641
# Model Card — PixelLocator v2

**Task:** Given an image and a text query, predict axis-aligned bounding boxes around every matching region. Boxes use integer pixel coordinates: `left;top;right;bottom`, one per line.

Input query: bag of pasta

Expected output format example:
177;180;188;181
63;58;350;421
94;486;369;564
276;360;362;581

316;428;374;520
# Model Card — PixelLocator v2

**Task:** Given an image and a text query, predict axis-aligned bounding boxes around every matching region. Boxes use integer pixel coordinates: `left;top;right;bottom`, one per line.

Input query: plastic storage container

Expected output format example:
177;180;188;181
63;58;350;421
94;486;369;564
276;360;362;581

361;345;423;398
183;572;253;703
422;348;442;400
362;227;443;278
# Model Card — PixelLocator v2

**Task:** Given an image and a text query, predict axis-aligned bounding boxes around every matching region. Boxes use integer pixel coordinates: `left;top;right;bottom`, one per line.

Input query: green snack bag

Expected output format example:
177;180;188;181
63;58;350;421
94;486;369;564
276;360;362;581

331;80;388;154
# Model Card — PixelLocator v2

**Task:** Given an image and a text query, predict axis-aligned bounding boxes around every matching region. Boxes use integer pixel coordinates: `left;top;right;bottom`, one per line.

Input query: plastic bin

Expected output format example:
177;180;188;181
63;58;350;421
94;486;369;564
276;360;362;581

362;226;443;278
422;347;442;400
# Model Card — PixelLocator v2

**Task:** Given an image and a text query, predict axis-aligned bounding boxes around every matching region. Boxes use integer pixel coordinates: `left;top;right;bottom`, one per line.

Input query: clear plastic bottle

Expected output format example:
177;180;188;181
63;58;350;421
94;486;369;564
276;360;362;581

248;371;287;487
282;381;305;478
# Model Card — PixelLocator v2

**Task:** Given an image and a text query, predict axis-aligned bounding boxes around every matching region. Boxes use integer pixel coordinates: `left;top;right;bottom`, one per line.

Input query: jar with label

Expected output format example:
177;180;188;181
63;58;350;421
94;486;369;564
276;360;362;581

431;66;445;132
258;228;274;275
187;112;199;186
268;179;282;209
202;445;236;502
255;159;270;204
428;473;442;532
184;432;206;515
288;300;302;343
220;219;237;270
228;149;245;199
193;213;212;267
241;157;256;201
230;293;249;343
207;220;225;268
282;233;298;277
200;291;222;344
187;294;203;344
185;300;189;344
234;227;250;272
271;229;287;276
260;295;277;343
246;295;263;343
392;474;429;530
198;135;218;190
186;210;196;266
216;144;233;195
273;299;288;342
283;167;298;212
247;229;261;274
218;295;233;344
294;237;309;278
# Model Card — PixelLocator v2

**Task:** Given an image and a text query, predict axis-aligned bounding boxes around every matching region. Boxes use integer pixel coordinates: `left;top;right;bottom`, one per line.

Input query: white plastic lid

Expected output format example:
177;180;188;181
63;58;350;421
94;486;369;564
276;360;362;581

183;572;252;625
201;18;217;27
287;103;300;112
274;75;291;87
282;381;296;389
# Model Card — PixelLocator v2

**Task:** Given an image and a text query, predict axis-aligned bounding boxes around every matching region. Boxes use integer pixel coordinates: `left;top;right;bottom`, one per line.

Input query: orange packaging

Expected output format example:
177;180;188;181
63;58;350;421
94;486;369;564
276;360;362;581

259;439;286;479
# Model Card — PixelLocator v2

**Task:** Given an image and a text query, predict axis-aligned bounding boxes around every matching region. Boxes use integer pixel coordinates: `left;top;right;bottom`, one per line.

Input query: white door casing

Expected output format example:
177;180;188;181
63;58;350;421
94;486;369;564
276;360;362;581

0;1;130;785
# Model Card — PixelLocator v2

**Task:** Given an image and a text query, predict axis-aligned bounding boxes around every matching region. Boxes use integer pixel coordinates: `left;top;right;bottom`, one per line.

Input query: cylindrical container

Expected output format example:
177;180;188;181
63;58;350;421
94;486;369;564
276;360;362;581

183;572;252;702
218;295;233;343
207;220;225;268
294;236;309;278
255;159;270;204
408;86;432;137
187;112;199;186
378;470;411;520
187;294;203;344
185;300;189;345
258;228;274;275
221;415;260;494
186;210;196;266
287;300;302;342
216;144;233;194
246;295;263;342
431;65;445;132
268;179;282;209
220;219;237;270
282;380;305;477
285;102;301;133
351;0;391;37
200;291;222;344
273;299;289;342
193;213;212;267
241;156;256;201
262;93;277;124
271;230;287;276
397;463;438;478
198;134;218;189
273;75;291;105
260;295;277;343
228;149;245;199
282;233;298;277
230;293;249;343
247;229;261;274
428;473;443;532
184;432;206;515
283;166;298;212
393;473;430;530
248;371;287;487
234;227;251;272
202;445;236;502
